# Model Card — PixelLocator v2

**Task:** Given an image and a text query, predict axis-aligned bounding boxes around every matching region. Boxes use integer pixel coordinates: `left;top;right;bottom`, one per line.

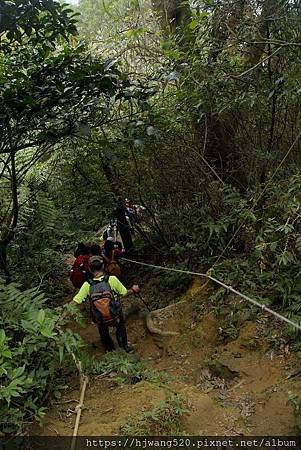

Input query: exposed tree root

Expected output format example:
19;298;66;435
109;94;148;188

146;309;180;336
145;275;212;337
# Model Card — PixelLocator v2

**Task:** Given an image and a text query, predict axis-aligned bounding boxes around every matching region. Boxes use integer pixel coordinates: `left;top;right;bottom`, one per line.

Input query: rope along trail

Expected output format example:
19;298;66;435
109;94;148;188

122;257;301;331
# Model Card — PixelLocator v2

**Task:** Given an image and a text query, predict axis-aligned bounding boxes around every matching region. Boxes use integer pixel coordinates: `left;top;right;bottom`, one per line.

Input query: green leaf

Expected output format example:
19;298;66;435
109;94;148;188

189;19;198;30
0;330;6;345
21;320;37;333
124;27;147;39
11;366;25;379
161;40;173;50
40;327;54;338
37;309;45;325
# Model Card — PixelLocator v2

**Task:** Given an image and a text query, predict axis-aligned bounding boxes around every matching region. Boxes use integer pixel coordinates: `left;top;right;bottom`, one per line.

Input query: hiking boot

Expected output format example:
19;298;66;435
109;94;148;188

105;347;115;353
124;345;134;354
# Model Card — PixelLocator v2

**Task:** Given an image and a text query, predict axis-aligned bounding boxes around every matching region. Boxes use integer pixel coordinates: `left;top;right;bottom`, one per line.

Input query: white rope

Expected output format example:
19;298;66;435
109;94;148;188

122;257;301;331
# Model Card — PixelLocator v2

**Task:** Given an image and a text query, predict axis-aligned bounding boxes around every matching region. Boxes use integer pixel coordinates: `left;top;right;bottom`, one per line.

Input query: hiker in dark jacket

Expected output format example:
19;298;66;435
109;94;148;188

114;198;133;252
73;256;139;352
103;238;115;260
103;238;123;260
90;243;102;256
74;242;89;258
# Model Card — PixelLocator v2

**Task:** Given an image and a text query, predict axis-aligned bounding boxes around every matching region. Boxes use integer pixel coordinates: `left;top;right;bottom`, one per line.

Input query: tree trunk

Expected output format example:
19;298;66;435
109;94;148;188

152;0;191;34
0;244;10;282
0;148;18;281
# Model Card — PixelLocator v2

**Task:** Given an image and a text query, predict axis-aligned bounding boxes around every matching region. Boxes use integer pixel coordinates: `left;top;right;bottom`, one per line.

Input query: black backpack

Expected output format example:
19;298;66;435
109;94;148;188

88;276;122;326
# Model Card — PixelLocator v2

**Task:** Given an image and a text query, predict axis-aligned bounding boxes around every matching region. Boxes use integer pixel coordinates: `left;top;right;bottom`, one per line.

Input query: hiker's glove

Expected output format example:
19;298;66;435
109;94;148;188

132;285;140;294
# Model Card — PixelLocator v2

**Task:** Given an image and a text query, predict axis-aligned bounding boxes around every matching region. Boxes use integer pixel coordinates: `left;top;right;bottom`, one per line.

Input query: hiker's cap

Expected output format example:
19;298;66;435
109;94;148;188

90;256;103;264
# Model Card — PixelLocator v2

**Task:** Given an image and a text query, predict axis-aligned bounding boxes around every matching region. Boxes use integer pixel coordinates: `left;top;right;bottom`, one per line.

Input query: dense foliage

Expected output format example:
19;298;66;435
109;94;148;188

0;281;82;434
70;0;301;311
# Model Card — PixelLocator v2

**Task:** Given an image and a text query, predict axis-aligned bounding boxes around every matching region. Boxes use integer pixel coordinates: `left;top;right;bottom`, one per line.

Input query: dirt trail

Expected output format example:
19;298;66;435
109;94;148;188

34;276;301;436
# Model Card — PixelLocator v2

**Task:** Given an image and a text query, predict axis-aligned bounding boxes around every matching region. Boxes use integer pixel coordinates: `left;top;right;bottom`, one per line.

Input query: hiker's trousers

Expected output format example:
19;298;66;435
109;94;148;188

94;311;128;352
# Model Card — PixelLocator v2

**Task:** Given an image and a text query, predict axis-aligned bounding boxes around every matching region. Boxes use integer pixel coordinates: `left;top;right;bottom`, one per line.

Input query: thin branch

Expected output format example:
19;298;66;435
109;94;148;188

236;45;285;78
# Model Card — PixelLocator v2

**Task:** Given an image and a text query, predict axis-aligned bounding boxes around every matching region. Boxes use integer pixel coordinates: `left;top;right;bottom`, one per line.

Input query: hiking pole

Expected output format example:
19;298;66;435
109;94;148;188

136;292;151;312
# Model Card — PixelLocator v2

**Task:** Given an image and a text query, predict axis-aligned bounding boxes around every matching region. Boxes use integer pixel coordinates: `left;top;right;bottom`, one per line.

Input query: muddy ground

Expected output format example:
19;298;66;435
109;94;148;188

33;275;301;437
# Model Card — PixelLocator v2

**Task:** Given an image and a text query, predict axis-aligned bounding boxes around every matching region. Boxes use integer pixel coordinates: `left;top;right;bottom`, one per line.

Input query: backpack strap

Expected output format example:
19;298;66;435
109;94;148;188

102;255;109;264
110;250;115;263
102;274;118;298
88;275;110;291
87;278;99;286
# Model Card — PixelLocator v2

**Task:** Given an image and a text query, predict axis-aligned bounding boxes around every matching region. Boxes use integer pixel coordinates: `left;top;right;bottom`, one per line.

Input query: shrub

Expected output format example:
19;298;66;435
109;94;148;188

81;351;169;385
120;394;188;435
0;281;82;435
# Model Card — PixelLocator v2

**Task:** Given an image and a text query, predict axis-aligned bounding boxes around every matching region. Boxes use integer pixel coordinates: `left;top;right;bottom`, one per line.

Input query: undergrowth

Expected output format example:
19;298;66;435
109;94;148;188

81;351;170;385
120;394;188;435
0;280;83;435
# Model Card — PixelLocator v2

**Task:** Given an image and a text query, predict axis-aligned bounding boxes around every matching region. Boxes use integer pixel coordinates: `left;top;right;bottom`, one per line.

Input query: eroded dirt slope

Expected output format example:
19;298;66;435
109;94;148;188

34;278;301;436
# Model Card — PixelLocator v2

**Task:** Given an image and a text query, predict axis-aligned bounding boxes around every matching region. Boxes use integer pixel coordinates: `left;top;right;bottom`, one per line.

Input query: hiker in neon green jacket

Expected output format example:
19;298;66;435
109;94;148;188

73;256;139;353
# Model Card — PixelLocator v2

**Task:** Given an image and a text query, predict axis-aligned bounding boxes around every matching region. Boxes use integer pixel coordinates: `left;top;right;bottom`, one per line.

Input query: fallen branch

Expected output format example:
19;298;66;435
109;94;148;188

56;326;89;448
70;375;89;450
